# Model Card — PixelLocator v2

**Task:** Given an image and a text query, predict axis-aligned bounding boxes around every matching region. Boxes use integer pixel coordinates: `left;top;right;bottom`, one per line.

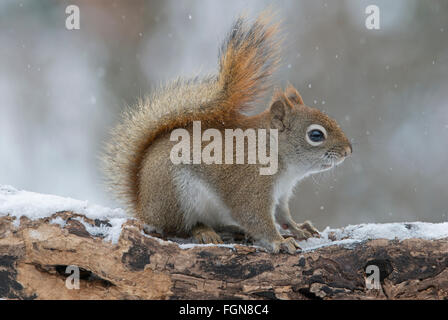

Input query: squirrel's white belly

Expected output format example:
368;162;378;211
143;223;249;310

272;164;308;207
173;168;238;230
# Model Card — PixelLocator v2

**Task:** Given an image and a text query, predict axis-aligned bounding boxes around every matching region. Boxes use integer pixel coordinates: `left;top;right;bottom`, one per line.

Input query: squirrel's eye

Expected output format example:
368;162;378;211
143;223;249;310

306;124;327;146
308;130;324;142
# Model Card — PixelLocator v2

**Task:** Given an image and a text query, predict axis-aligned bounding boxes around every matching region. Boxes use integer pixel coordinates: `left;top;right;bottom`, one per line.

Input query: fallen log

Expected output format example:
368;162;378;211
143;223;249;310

1;210;447;300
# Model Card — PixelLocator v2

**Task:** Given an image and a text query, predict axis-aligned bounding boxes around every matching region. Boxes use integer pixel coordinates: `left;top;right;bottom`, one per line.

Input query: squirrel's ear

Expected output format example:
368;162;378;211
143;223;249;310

285;84;305;105
269;99;289;131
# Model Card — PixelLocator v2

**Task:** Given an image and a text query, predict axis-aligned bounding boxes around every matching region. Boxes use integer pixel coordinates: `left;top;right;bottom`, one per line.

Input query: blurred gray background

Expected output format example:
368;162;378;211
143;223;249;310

1;0;447;229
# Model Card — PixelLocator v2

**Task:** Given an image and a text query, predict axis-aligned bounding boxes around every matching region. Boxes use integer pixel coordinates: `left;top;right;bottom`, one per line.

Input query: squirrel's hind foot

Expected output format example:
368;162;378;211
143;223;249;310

191;223;223;244
285;220;321;240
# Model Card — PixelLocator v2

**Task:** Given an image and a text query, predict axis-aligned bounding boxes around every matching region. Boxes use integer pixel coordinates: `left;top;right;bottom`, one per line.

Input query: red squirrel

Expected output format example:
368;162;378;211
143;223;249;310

102;13;352;253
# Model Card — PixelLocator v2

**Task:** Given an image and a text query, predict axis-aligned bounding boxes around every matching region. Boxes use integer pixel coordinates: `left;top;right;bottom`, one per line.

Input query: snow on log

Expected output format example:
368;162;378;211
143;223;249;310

1;185;447;299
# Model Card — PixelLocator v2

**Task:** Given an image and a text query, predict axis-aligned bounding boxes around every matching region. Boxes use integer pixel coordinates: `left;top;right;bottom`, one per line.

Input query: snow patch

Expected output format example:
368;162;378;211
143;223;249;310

72;216;127;244
49;216;66;228
140;230;248;251
1;185;447;250
177;242;237;250
298;222;448;251
0;185;128;243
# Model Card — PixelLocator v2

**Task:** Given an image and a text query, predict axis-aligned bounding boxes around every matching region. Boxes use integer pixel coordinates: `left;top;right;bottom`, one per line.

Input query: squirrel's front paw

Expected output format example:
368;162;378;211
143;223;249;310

288;220;320;240
299;220;320;237
272;237;301;254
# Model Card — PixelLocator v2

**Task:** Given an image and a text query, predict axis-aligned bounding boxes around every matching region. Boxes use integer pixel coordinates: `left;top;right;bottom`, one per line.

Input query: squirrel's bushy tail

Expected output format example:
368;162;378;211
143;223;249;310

217;13;280;112
102;13;280;213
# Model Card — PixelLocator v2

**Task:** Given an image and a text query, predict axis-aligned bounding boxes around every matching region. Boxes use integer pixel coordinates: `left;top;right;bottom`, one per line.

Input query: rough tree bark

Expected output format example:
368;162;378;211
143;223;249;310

0;212;447;300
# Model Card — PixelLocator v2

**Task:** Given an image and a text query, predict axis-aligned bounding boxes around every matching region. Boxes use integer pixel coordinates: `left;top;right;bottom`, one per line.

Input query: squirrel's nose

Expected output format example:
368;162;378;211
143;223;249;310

343;144;352;157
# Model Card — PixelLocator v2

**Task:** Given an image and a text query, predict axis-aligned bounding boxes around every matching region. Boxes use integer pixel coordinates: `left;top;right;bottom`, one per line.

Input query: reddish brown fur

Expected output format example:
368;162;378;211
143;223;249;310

102;13;281;214
102;12;352;253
